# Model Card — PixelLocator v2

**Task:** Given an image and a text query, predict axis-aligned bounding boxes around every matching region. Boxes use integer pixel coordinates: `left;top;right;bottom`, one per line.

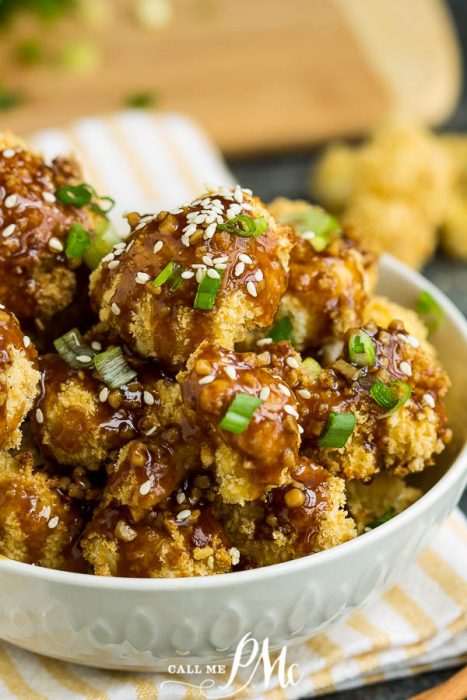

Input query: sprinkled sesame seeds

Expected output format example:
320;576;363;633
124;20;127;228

4;194;17;208
177;509;191;521
260;386;270;401
229;546;241;565
203;255;214;266
176;492;186;504
199;374;215;385
256;337;273;347
35;408;44;424
399;361;412;376
239;253;252;264
43;191;56;203
145;426;157;436
423;393;435;408
246;281;257;297
48;237;64;253
181;270;195;279
2;224;16;238
23;336;31;348
139;480;151;496
2;148;15;158
195;268;205;283
234;262;245;277
286;356;299;369
143;390;155;405
255;269;264;282
284;405;299;418
135;272;151;285
91;341;102;351
213;255;228;264
205;223;217;238
183;223;197;236
207;268;220;279
108;260;120;270
99;387;109;402
224;365;237;380
298;388;311;399
278;384;291;397
76;355;92;363
48;516;59;530
111;303;121;316
102;253;114;263
153;240;163;254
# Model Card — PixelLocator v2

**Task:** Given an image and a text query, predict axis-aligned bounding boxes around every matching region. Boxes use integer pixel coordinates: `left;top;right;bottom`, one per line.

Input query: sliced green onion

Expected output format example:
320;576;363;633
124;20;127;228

194;267;224;310
281;206;340;237
90;195;115;215
218;214;268;238
219;393;263;434
318;411;356;448
307;231;330;252
269;316;293;343
56;183;93;207
65;223;90;258
126;91;157;109
367;508;396;530
83;222;122;270
153;262;176;287
348;330;376;367
93;347;137;390
53;328;96;369
370;380;412;413
416;291;443;335
303;357;322;377
168;264;185;292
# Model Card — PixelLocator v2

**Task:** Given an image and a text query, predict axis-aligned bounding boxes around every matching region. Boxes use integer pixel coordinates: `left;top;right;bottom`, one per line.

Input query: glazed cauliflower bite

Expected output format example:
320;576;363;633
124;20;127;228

0;306;39;449
180;341;302;504
0;450;87;571
90;186;294;370
213;456;356;568
0;133;107;323
267;199;376;350
32;337;181;472
295;321;450;481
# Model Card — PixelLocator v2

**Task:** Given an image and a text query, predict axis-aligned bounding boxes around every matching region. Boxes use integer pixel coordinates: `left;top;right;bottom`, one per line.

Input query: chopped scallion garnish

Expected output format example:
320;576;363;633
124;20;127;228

318;411;356;448
194;267;224;310
219;393;263;434
370;380;411;413
416;291;443;335
269;316;293;343
367;508;396;529
348;330;376;367
281;205;340;243
83;221;122;270
303;357;322;377
218;214;267;238
65;223;90;258
53;328;96;369
55;182;115;215
93;347;137;390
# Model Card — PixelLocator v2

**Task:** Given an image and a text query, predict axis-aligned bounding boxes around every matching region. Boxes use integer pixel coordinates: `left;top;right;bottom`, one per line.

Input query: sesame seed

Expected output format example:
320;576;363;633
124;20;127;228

196;269;205;283
43;191;56;203
406;335;420;348
91;341;102;351
102;253;114;263
4;194;17;208
183;223;197;236
113;248;124;256
194;214;206;224
111;303;121;316
298;388;311;399
233;187;243;204
224;365;237;380
48;237;63;253
298;425;304;434
2;224;16;238
153;240;163;254
284;405;299;418
76;355;92;363
229;546;241;565
35;408;44;424
177;509;191;521
205;222;217;237
234;262;245;277
255;269;264;282
181;270;195;279
207;268;220;279
247;281;257;297
145;426;157;436
181;235;191;247
135;272;151;284
23;335;31;348
176;492;186;504
139;480;151;496
239;253;252;264
278;384;291;397
199;375;215;385
108;260;120;270
399;361;412;376
260;386;270;401
301;231;316;241
99;387;109;402
213;256;228;265
286;356;299;369
143;390;155;405
114;242;126;249
256;337;273;347
2;148;15;158
243;188;253;196
48;516;59;530
203;255;214;267
423;393;435;408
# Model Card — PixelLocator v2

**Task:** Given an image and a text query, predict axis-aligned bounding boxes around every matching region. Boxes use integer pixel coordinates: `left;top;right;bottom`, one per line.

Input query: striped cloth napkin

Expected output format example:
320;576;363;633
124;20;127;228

0;110;462;699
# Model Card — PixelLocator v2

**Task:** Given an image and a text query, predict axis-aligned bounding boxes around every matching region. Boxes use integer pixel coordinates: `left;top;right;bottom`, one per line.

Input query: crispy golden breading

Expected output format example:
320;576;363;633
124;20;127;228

311;143;357;212
0;307;39;449
268;198;377;349
346;473;422;534
439;135;467;260
214;457;356;567
0;450;88;571
364;296;429;344
90;187;294;370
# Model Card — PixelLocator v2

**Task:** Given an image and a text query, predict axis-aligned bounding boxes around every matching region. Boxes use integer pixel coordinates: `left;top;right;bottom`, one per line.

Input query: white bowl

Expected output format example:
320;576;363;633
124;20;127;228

0;255;466;672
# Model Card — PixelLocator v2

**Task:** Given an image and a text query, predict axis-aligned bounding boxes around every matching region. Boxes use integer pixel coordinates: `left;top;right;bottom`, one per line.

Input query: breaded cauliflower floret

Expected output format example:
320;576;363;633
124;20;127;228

214;457;356;567
346;472;422;534
0;450;87;571
0;306;39;449
90;186;294;370
179;341;302;504
0;132;110;323
364;296;428;344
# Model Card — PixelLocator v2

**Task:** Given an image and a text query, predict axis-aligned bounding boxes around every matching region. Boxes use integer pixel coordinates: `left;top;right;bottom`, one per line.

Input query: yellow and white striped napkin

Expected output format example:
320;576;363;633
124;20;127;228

0;110;460;699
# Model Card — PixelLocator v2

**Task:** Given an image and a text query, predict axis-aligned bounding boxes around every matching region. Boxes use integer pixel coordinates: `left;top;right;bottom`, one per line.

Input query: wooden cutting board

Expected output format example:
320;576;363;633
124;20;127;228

0;0;461;155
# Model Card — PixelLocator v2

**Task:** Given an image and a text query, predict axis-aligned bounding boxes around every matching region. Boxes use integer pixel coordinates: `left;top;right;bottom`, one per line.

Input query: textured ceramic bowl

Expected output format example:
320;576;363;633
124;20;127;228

0;255;466;672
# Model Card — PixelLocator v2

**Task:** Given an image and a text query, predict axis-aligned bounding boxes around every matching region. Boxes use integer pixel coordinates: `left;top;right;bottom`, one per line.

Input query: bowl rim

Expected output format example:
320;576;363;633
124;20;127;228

1;254;466;591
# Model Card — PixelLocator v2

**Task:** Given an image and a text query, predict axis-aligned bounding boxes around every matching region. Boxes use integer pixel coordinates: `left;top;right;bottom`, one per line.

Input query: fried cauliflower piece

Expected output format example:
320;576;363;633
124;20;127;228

0;132;110;323
82;464;233;578
0;306;39;449
364;296;428;344
214;457;356;568
346;472;422;534
32;334;181;471
0;450;87;571
311;143;357;212
268;199;377;349
90;186;294;370
179;341;302;504
296;321;450;481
